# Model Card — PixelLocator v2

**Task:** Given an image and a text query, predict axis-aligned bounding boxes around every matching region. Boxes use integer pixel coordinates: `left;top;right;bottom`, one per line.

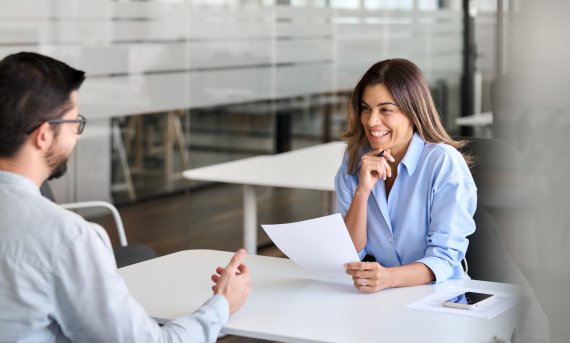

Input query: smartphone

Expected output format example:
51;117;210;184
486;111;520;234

443;292;495;310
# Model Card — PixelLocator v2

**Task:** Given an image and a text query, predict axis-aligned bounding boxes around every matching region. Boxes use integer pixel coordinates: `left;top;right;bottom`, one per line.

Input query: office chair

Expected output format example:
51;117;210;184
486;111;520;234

40;182;156;268
459;136;521;184
467;206;552;342
465;206;510;282
457;136;523;276
459;136;529;215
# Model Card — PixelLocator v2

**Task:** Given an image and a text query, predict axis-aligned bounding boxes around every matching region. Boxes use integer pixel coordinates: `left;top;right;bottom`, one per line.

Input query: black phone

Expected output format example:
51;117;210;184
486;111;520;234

443;292;495;310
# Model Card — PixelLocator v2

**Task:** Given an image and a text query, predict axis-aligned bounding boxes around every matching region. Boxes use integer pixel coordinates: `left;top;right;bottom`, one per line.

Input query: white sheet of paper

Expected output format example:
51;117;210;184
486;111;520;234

406;286;520;319
261;213;360;276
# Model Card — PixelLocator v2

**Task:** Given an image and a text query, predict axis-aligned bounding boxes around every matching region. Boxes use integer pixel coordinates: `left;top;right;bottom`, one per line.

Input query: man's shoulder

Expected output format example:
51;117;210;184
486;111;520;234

0;190;95;257
36;199;97;249
27;192;90;231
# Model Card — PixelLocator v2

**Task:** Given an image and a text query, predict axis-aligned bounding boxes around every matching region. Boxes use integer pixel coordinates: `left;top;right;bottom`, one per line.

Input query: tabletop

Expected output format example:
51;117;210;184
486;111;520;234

456;112;493;126
118;249;522;343
182;141;346;191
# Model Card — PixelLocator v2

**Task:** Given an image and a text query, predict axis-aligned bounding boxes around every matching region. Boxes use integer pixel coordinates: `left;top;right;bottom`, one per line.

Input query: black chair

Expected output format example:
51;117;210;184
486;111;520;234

466;206;511;282
40;182;156;268
459;137;529;211
458;137;529;282
459;136;520;184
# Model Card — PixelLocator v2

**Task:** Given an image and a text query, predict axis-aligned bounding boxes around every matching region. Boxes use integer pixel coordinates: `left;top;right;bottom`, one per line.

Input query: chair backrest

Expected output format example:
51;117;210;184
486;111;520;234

459;138;525;282
458;137;528;210
459;136;520;178
40;182;127;246
466;206;510;282
39;181;156;267
60;201;128;247
39;181;56;202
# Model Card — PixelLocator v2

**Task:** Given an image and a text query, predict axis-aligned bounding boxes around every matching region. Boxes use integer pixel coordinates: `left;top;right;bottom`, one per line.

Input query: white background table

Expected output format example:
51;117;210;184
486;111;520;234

182;142;346;253
456;112;494;138
118;250;522;343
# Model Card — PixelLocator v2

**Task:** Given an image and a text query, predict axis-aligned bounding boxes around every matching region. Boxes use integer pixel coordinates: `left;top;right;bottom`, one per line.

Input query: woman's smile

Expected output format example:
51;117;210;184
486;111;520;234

360;83;414;157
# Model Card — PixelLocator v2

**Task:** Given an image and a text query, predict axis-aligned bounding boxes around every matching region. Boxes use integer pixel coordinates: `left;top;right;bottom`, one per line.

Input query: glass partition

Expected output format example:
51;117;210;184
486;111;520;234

0;0;472;203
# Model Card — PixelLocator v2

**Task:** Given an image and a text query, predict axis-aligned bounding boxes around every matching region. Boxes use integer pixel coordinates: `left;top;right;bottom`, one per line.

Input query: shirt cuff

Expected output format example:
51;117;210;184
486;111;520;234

357;248;367;261
416;256;452;284
207;294;230;324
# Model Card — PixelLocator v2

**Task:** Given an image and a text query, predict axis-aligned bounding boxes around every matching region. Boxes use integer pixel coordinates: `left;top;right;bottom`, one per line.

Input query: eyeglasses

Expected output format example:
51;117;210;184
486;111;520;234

26;114;87;135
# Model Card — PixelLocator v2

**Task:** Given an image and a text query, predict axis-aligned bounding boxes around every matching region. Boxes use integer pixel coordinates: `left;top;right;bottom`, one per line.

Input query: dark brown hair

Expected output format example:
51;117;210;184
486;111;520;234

341;58;470;174
0;52;85;157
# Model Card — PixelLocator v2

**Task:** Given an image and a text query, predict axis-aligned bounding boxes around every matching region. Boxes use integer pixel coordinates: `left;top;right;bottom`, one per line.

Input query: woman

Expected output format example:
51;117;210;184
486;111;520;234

336;59;476;292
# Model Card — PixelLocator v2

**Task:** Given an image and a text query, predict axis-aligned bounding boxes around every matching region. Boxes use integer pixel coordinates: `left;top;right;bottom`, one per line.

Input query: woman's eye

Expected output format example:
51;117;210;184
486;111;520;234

380;108;392;113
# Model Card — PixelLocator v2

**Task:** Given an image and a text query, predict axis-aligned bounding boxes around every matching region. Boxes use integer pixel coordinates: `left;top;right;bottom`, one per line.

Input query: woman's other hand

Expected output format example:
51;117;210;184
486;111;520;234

345;261;393;292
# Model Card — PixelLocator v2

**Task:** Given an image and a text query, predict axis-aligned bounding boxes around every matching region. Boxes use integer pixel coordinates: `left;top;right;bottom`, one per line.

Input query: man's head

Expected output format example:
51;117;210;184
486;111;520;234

0;52;85;182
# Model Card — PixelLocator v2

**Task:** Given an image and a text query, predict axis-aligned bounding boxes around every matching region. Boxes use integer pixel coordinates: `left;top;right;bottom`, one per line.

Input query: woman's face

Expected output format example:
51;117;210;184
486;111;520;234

360;83;414;158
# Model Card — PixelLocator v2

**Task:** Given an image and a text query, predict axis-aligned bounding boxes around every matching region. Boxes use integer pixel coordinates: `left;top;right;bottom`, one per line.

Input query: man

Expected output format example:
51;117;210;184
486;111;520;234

0;52;250;342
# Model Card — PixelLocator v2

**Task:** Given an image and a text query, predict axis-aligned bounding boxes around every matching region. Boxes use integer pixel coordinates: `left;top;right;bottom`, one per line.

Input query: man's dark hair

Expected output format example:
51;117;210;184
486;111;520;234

0;52;85;157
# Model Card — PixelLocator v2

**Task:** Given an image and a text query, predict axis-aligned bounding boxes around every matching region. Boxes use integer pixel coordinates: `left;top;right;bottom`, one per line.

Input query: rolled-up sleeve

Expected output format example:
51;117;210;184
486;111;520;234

334;152;355;218
334;152;369;259
417;155;477;283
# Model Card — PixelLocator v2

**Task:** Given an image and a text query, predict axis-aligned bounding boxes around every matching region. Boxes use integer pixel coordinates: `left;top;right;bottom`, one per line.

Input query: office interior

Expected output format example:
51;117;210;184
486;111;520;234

1;0;569;342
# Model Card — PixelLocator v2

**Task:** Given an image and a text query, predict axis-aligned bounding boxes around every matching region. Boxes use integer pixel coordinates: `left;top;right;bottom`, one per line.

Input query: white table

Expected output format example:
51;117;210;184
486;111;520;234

118;249;522;343
182;142;346;254
456;112;494;138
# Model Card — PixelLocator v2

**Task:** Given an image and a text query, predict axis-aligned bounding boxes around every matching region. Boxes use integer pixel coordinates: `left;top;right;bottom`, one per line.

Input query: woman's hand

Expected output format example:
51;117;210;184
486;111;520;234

344;261;393;292
358;149;396;192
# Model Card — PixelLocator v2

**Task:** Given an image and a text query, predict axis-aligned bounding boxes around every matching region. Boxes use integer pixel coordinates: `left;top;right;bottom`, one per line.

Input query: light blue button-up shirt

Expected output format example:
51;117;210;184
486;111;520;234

335;133;477;282
0;170;229;342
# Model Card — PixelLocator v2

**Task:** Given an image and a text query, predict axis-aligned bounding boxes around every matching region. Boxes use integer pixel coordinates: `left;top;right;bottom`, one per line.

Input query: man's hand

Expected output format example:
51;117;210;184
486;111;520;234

211;249;251;314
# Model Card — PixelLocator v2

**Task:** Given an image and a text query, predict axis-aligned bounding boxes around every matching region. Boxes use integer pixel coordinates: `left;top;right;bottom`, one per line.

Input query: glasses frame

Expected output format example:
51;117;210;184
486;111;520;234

26;114;87;135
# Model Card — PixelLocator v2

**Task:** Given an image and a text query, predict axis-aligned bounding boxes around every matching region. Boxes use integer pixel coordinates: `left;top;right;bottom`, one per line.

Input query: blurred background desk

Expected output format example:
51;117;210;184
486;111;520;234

118;249;522;343
456;112;494;138
183;142;346;254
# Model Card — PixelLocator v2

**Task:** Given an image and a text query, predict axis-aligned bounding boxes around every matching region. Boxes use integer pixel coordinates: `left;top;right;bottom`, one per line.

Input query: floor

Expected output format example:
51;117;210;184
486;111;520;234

96;184;329;256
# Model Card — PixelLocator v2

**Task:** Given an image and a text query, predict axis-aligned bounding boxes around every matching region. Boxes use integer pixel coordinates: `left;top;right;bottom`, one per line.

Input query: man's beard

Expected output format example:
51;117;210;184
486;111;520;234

46;143;69;180
48;159;68;180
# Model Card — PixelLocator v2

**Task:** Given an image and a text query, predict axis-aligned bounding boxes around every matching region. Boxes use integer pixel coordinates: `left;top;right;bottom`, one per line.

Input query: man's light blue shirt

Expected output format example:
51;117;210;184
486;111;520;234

335;133;477;282
0;171;229;342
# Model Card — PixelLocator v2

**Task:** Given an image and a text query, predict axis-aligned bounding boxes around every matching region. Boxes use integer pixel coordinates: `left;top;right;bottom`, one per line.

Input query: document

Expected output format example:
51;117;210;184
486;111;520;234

261;213;359;276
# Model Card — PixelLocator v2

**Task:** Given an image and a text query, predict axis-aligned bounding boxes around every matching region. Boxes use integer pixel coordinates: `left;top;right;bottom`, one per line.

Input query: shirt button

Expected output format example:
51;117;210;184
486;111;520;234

388;236;393;242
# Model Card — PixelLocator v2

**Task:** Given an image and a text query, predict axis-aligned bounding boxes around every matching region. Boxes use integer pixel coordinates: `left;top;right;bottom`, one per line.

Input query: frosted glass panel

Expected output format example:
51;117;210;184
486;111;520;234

0;3;463;117
0;0;466;202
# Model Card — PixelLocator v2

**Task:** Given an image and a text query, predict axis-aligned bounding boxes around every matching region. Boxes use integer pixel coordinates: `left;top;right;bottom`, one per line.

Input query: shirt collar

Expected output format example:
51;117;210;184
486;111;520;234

400;132;425;177
0;170;41;195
